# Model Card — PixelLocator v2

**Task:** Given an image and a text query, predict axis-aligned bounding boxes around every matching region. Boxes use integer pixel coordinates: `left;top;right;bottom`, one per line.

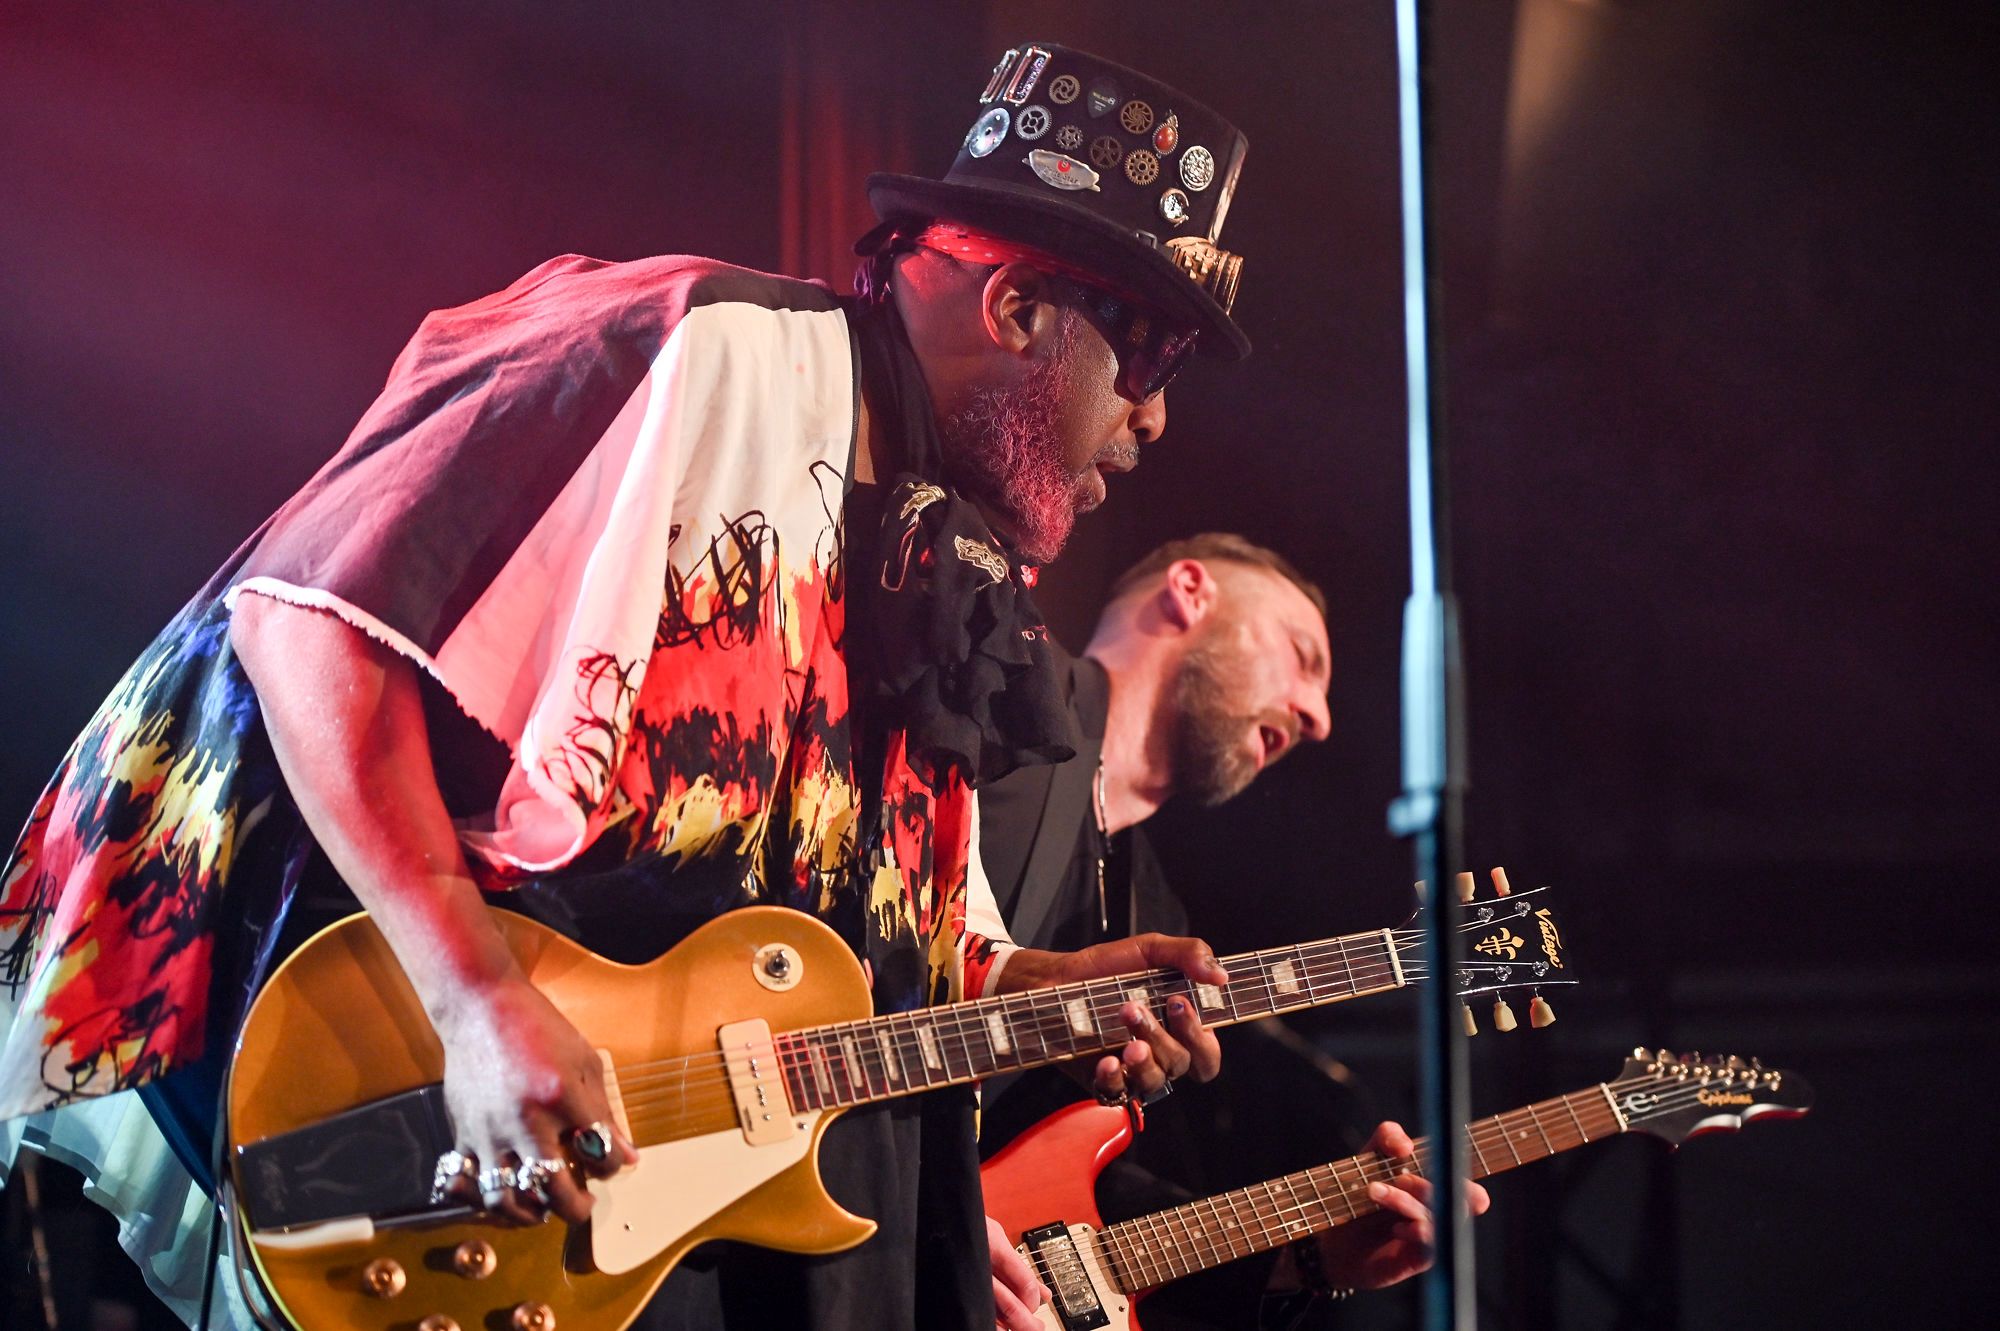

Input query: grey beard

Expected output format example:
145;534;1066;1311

936;317;1083;563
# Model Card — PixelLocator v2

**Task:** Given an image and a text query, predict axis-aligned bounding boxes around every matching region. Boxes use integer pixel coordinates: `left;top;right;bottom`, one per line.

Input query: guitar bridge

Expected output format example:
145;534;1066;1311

717;1018;794;1146
1021;1222;1111;1330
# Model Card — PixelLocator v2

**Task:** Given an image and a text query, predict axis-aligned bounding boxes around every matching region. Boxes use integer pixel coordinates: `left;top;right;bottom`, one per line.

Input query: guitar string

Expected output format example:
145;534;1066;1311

608;923;1488;1095
611;947;1418;1127
596;906;1545;1086
1076;1071;1718;1289
1101;1105;1648;1286
1091;1096;1630;1288
1025;1072;1717;1292
1029;1082;1626;1294
605;931;1432;1084
596;934;1547;1129
612;945;1409;1103
605;938;1414;1112
615;956;1418;1133
1073;1073;1768;1290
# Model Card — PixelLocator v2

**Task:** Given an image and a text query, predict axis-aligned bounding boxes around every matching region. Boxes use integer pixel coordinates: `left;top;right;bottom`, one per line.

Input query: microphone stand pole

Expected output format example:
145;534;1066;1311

1384;1;1474;1327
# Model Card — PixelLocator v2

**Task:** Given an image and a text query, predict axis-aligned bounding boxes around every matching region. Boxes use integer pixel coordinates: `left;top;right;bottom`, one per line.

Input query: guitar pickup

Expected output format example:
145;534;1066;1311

717;1019;794;1146
1021;1222;1110;1330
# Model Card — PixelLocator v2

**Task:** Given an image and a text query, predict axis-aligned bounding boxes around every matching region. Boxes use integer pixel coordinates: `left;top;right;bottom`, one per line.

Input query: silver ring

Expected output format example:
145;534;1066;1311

431;1148;478;1204
477;1163;519;1205
513;1157;561;1205
475;1156;567;1198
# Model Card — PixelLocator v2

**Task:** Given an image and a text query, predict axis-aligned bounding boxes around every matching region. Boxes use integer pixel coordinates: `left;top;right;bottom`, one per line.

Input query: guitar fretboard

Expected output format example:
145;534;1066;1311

773;932;1408;1112
1096;1081;1627;1293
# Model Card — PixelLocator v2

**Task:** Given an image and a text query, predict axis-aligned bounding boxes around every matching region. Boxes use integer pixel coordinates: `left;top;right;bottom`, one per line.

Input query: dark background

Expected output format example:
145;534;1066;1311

3;1;1995;1327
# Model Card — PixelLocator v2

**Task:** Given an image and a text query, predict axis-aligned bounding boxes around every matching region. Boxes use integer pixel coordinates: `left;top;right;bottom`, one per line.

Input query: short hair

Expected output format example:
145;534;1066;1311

1106;532;1327;619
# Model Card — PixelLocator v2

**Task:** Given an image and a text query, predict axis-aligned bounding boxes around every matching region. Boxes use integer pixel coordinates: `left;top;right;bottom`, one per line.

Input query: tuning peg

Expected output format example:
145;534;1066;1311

1632;1045;1652;1060
1491;997;1518;1032
1462;1003;1478;1036
1490;866;1512;897
1413;879;1428;904
1656;1048;1676;1064
1686;1050;1703;1066
1529;994;1556;1028
1455;872;1477;903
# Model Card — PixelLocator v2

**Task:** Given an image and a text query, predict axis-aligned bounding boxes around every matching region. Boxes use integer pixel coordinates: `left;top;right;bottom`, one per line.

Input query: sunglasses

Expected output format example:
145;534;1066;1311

1058;279;1200;403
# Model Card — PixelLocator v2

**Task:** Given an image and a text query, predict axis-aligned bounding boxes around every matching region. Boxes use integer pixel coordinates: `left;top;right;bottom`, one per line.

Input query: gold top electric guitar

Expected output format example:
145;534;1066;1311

225;877;1566;1331
982;1050;1811;1330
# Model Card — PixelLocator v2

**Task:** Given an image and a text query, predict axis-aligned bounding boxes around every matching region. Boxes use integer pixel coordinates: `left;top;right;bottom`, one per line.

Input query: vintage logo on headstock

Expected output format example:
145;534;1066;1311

1696;1089;1755;1107
1473;929;1525;960
1535;908;1563;968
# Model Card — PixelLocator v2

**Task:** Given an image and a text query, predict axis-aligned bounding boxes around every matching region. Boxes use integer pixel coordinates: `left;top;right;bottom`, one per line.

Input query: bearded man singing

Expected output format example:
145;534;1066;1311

0;41;1255;1331
974;535;1489;1329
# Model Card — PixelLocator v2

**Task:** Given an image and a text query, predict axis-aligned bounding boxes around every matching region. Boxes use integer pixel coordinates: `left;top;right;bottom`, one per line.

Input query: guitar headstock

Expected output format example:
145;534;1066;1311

1611;1049;1814;1146
1407;867;1576;1034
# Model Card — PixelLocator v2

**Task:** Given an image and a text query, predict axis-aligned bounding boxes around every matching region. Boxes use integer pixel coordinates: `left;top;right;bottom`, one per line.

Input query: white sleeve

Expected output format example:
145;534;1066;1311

963;790;1020;990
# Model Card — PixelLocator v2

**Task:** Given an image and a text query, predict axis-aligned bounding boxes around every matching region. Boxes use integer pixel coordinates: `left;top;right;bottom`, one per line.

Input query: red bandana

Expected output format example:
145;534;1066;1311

913;222;1148;308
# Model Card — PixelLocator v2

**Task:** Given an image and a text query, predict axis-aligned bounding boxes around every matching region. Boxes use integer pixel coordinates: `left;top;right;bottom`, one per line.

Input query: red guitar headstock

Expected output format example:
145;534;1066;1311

1612;1049;1814;1145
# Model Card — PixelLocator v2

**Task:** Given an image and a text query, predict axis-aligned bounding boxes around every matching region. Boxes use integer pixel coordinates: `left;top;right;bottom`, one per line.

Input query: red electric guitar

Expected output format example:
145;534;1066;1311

983;1050;1812;1330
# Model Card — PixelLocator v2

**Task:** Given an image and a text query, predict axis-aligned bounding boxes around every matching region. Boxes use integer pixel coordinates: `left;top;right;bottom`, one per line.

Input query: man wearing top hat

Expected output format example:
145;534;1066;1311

0;40;1441;1331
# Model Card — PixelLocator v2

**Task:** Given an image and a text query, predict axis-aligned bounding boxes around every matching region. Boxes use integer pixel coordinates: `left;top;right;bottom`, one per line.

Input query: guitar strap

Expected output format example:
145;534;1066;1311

1005;656;1110;951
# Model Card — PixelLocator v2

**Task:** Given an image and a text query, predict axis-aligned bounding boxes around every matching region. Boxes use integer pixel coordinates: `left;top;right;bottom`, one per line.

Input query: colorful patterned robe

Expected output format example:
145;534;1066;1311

0;254;1011;1123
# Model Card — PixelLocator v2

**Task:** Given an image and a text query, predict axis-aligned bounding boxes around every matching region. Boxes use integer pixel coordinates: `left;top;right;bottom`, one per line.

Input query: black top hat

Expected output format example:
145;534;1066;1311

865;42;1251;359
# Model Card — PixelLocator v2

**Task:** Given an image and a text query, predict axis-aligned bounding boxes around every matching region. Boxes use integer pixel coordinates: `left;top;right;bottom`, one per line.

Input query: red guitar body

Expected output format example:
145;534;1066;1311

982;1101;1151;1325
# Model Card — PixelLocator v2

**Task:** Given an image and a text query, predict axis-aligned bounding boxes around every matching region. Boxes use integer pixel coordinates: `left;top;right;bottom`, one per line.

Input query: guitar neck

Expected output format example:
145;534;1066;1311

774;929;1410;1113
1096;1082;1627;1293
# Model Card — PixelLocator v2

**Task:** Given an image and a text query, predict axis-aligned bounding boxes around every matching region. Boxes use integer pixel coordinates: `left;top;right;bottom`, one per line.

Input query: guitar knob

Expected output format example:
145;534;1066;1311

1491;997;1518;1032
1461;1003;1478;1036
419;1318;461;1331
512;1301;557;1331
451;1239;497;1279
361;1258;406;1299
1529;995;1556;1028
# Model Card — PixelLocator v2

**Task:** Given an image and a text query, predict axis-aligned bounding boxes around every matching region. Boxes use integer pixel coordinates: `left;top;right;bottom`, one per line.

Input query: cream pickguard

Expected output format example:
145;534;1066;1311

589;1113;822;1273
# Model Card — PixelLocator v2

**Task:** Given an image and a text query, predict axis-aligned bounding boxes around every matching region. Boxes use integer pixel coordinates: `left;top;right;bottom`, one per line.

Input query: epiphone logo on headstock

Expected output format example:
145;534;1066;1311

1697;1089;1755;1106
1535;908;1563;968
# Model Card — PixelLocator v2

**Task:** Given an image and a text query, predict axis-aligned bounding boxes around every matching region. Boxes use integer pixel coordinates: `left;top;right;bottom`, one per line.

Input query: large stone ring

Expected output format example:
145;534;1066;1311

431;1148;479;1204
568;1121;613;1165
